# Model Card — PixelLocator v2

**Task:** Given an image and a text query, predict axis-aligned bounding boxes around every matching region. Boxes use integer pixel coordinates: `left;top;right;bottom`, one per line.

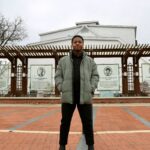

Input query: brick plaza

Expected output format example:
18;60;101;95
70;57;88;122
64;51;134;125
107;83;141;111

0;103;150;150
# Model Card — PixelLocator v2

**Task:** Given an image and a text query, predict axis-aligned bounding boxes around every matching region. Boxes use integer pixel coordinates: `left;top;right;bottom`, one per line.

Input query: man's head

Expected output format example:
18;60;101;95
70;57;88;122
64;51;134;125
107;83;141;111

71;35;84;51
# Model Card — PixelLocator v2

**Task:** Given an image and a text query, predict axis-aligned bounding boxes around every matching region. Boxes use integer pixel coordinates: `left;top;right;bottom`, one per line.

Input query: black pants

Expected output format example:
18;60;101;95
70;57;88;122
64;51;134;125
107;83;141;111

59;103;94;145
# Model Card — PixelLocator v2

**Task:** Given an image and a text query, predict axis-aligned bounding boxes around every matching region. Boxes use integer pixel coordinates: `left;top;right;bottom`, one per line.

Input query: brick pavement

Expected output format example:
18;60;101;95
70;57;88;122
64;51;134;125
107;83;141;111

0;103;150;150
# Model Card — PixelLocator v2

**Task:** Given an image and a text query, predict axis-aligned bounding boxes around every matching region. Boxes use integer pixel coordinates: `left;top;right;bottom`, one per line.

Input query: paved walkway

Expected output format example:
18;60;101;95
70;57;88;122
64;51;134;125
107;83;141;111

0;103;150;150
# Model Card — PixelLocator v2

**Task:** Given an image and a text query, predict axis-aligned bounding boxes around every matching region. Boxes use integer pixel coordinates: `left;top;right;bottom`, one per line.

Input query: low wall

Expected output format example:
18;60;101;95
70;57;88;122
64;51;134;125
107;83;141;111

0;97;150;104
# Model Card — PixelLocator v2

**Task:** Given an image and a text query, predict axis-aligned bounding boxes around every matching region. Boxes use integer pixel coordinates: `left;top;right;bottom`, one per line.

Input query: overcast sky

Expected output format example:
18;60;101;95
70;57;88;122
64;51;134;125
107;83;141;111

1;0;150;45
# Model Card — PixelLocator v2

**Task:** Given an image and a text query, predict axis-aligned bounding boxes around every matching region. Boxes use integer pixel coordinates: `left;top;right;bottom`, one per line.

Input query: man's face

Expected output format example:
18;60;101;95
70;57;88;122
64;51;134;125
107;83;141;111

72;37;84;51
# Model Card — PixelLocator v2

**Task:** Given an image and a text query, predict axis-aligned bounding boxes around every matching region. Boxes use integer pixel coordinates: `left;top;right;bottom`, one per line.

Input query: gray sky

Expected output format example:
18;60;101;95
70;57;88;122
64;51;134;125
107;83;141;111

1;0;150;45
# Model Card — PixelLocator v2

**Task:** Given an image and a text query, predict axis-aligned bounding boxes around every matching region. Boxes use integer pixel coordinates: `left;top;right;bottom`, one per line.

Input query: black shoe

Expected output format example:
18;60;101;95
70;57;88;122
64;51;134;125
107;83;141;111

88;145;94;150
59;145;66;150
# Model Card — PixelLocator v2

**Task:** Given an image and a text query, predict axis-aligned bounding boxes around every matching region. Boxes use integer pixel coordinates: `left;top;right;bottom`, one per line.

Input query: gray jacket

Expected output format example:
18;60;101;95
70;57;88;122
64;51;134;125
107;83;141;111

55;51;99;104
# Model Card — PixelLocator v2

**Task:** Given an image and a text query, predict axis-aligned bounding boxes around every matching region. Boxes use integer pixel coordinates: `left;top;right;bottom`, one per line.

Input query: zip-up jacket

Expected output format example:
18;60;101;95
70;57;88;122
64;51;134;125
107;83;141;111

55;51;99;104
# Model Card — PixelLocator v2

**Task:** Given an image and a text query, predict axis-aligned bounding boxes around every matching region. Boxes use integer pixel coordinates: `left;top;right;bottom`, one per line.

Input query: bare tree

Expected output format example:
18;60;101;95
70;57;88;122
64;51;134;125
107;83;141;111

0;14;27;46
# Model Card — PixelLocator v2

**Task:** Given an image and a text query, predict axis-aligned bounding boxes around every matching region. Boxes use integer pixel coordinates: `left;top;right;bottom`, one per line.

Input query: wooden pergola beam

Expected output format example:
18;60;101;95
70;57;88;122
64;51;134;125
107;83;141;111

0;44;150;97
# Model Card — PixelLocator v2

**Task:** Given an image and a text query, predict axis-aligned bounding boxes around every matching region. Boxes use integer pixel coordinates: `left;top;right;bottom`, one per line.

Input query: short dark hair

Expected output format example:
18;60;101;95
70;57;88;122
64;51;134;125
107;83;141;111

71;35;84;43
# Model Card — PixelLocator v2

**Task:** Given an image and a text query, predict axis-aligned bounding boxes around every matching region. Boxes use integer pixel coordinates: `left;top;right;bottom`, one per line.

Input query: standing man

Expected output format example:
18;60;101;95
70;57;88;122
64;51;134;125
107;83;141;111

55;35;99;150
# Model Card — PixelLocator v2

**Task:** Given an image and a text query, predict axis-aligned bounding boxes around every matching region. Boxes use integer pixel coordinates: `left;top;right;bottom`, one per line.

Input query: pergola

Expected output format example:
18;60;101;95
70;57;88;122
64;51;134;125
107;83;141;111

0;44;150;96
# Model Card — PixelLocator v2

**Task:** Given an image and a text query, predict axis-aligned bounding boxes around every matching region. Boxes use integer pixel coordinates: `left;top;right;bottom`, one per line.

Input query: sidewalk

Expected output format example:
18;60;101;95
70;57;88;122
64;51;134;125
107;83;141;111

0;104;150;150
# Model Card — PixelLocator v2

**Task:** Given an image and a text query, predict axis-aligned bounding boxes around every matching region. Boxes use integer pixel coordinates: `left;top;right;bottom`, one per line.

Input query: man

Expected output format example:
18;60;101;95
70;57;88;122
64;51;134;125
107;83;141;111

104;67;112;76
55;35;99;150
